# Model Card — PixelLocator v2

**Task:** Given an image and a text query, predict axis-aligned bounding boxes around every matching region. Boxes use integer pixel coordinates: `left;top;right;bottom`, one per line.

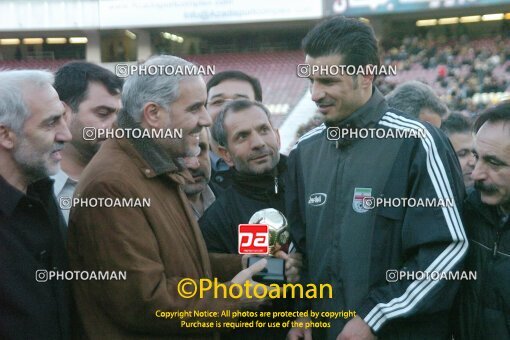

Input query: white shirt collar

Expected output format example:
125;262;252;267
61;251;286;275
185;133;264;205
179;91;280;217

51;168;77;197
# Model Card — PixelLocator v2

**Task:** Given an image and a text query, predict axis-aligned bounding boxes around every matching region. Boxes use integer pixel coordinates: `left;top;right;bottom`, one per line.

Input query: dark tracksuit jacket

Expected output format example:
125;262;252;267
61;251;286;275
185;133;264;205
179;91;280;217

453;189;510;339
199;157;289;340
285;87;467;339
199;156;286;254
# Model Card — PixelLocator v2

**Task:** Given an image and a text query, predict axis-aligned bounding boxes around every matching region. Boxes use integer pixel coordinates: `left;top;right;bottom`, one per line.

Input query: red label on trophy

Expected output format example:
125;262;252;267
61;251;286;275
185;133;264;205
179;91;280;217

238;224;269;254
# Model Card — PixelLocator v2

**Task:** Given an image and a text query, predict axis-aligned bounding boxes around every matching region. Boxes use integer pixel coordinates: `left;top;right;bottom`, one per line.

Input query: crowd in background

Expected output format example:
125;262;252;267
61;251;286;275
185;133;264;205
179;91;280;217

380;34;510;111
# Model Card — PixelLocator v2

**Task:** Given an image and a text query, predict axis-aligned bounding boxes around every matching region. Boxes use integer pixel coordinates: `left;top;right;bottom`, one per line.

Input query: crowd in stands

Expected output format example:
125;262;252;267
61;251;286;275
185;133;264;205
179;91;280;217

379;34;510;114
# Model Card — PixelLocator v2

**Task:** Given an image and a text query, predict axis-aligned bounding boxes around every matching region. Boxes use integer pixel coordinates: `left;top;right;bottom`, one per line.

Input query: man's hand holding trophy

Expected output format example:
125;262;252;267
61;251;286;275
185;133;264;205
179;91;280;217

245;208;303;284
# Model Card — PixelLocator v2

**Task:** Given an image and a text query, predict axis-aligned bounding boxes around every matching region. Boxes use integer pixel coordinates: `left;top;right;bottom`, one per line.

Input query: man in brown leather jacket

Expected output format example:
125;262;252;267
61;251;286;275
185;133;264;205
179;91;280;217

68;55;268;339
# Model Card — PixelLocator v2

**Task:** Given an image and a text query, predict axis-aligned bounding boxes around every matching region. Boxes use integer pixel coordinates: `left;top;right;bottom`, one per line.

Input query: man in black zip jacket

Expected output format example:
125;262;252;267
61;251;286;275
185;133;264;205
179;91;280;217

200;99;292;257
206;71;263;197
453;102;510;339
199;99;300;340
286;17;467;340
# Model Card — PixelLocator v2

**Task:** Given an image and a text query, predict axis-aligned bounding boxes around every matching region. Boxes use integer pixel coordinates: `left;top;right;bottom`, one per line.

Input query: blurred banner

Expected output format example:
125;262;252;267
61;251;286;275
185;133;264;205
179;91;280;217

0;0;507;31
0;1;99;31
323;0;509;17
0;0;322;31
99;0;322;28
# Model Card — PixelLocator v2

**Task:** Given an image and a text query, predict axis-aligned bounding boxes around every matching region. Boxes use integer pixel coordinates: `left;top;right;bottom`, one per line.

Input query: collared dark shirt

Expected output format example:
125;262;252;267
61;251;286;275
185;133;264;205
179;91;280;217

0;175;70;340
209;151;234;197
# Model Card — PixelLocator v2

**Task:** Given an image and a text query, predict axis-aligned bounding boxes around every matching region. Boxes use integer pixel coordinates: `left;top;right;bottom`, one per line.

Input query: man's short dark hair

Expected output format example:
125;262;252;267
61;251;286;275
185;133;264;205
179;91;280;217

386;80;449;118
474;101;510;133
206;70;262;102
441;113;473;136
302;16;380;75
54;61;123;112
211;99;272;147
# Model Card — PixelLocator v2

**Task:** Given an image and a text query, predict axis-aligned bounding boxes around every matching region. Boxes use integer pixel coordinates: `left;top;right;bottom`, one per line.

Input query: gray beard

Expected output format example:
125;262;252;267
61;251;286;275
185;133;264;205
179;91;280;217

13;146;50;183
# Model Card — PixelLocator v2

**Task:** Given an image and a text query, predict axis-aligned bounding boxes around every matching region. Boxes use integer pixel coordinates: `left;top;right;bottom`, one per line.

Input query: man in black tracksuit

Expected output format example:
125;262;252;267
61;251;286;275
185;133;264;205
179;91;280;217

199;155;286;253
205;71;263;197
453;102;510;339
199;100;287;254
200;99;300;340
286;17;467;340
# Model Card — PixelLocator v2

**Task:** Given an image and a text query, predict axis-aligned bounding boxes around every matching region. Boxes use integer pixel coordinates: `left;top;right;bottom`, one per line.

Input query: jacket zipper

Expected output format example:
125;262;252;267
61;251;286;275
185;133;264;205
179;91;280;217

493;230;502;258
274;176;278;194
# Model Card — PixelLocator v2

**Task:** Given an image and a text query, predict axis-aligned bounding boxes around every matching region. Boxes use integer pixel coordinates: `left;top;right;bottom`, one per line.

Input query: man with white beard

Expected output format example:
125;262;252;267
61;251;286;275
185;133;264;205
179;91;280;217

0;70;72;339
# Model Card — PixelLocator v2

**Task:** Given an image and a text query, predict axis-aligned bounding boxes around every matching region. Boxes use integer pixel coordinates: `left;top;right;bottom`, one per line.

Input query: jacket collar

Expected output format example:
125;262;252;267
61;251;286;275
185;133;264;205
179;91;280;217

0;175;24;216
466;188;510;230
209;150;230;172
0;175;54;217
325;86;388;147
116;112;189;183
232;155;287;200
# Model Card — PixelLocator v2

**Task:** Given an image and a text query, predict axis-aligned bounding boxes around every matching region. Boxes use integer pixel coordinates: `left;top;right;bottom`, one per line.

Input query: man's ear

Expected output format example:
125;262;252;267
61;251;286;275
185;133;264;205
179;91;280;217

142;102;162;128
61;101;73;125
217;145;234;167
0;125;16;150
274;128;281;150
360;65;375;89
